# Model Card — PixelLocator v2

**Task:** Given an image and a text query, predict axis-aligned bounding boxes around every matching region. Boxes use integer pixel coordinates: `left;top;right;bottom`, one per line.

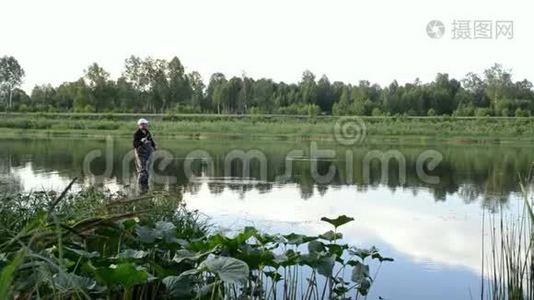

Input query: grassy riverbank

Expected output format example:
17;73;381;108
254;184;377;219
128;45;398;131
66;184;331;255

3;113;534;142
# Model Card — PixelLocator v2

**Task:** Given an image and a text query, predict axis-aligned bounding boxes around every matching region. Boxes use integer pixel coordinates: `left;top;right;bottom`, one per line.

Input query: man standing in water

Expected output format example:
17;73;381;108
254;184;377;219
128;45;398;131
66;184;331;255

133;118;156;186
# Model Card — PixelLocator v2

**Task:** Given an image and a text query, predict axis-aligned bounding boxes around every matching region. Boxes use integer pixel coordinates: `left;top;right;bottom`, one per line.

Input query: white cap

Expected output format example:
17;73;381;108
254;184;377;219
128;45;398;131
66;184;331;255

137;118;149;125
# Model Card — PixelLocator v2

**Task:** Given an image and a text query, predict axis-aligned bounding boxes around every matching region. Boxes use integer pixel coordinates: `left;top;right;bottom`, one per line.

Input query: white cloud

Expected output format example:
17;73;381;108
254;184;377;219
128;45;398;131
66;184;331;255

184;182;507;274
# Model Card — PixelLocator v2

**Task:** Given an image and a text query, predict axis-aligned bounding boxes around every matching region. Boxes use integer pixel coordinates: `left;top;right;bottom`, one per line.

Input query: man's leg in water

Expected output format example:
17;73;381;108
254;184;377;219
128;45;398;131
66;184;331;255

135;150;150;185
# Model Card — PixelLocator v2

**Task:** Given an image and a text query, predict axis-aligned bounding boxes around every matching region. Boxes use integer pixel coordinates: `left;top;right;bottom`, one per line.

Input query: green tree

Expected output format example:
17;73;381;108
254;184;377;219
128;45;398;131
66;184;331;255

483;64;513;112
207;73;227;114
299;70;318;105
84;63;115;112
316;75;334;113
0;56;25;109
251;79;275;113
30;84;56;110
187;71;205;112
168;57;191;108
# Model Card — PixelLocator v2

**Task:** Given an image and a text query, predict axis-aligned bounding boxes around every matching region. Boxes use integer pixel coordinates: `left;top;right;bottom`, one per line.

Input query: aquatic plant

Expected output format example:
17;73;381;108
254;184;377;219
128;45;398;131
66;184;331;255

482;179;534;300
0;184;392;299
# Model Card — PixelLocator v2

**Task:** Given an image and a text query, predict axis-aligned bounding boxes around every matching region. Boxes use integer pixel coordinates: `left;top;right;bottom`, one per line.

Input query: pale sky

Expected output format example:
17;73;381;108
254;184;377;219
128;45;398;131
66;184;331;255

2;0;533;93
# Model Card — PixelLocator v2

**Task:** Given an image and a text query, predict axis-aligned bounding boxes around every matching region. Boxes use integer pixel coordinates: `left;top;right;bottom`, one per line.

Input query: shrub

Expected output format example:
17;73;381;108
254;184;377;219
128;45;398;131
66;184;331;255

371;107;383;116
475;108;492;117
515;108;531;117
453;105;475;117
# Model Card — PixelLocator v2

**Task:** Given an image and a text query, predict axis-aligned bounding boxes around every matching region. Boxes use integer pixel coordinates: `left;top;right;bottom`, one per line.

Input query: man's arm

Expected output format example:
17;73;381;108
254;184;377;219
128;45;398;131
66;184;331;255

133;130;143;148
150;134;156;150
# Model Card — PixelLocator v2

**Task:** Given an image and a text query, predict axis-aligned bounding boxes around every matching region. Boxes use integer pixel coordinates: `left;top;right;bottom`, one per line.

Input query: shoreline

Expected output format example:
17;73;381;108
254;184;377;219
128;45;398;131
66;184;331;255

3;113;534;144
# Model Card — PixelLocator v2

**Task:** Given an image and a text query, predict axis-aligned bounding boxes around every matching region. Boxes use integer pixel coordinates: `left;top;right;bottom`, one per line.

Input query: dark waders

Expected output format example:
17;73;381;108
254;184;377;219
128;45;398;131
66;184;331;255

135;144;153;186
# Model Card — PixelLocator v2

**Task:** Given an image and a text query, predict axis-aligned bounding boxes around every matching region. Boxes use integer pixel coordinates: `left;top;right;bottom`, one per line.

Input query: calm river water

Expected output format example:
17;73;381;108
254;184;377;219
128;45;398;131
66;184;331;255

1;136;532;299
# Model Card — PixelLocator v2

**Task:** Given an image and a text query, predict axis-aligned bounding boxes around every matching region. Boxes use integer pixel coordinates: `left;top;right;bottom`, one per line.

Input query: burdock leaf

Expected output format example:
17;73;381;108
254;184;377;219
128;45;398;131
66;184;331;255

320;215;355;228
200;256;249;284
96;263;149;288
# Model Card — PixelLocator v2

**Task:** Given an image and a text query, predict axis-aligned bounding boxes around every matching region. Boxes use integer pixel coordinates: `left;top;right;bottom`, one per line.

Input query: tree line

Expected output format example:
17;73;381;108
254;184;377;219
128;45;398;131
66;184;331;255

1;55;534;117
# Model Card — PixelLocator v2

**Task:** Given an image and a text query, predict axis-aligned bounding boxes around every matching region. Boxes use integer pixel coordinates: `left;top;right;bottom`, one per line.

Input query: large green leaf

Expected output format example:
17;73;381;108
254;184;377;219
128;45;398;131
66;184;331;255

299;253;335;277
371;252;394;262
351;261;370;287
283;233;316;245
316;254;336;277
135;226;159;244
357;278;372;296
264;271;282;282
116;249;148;260
235;244;274;269
52;272;101;294
0;250;25;299
155;221;178;243
235;226;259;244
308;240;326;254
172;249;207;264
162;275;195;298
349;246;378;260
64;247;100;259
200;256;249;284
326;244;347;258
135;222;179;244
299;253;318;268
96;263;149;288
318;230;343;241
273;250;300;267
351;260;373;295
320;215;354;228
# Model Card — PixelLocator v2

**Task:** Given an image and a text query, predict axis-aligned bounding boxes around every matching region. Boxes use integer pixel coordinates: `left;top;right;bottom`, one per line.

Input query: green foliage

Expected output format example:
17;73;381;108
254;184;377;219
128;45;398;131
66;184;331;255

276;103;320;116
320;215;355;228
5;56;534;117
6;113;534;141
0;188;391;299
0;250;25;299
0;56;25;109
95;263;149;288
475;108;493;117
515;107;531;117
484;180;534;299
371;107;383;116
199;256;249;284
453;105;475;116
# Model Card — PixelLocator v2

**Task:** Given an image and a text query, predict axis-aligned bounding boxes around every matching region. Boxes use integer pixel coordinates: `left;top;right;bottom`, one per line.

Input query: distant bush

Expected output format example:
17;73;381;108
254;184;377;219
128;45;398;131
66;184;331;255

274;104;319;116
515;108;531;117
453;105;475;117
475;108;493;117
248;107;265;115
500;108;511;117
17;104;30;112
170;104;201;114
371;108;383;116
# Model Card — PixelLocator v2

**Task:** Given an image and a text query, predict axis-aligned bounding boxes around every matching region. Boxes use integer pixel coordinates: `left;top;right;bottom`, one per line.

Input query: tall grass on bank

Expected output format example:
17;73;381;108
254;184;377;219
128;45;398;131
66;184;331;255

0;182;392;299
3;113;534;140
482;179;534;300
